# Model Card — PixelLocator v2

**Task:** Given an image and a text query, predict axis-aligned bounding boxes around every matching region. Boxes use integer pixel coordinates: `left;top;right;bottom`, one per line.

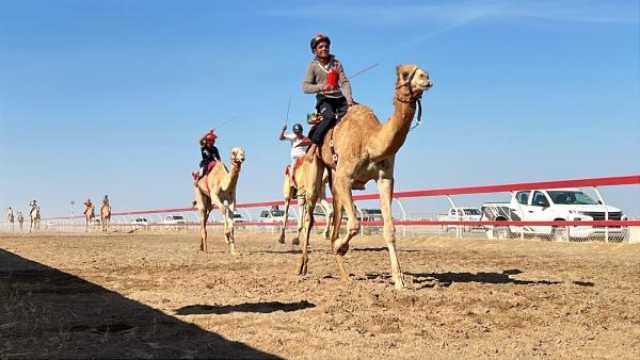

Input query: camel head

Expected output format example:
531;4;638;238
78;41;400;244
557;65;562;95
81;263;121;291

230;147;246;165
395;64;433;101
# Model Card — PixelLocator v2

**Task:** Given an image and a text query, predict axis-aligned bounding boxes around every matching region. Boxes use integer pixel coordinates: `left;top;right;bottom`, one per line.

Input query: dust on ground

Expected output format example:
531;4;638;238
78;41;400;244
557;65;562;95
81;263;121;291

1;232;639;359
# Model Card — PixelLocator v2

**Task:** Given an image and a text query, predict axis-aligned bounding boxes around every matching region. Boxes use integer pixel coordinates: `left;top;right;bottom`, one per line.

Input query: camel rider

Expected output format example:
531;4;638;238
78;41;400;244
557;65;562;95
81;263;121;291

28;200;37;214
279;123;311;170
195;130;221;181
102;195;110;208
303;33;354;158
84;199;93;213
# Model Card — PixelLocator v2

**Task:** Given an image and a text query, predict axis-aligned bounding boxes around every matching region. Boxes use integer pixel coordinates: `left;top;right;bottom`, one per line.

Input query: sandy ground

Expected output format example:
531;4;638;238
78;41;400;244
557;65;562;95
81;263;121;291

1;231;639;359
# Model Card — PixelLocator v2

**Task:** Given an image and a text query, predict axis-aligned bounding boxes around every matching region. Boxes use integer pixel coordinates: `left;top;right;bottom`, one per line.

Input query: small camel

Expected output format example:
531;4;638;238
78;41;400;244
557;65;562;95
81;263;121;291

6;208;15;232
30;206;41;232
17;212;24;232
193;147;245;255
100;203;111;232
297;64;433;289
279;165;333;245
83;202;95;232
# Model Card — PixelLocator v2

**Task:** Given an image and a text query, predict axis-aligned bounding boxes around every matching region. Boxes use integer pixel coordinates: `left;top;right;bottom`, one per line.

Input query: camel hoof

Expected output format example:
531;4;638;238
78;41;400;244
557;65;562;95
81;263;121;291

394;275;406;290
278;233;285;244
292;237;300;246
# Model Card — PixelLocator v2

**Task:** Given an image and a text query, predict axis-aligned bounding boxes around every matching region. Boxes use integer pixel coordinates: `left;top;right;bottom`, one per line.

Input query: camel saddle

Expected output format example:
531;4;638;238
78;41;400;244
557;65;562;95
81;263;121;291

285;157;305;188
192;161;218;181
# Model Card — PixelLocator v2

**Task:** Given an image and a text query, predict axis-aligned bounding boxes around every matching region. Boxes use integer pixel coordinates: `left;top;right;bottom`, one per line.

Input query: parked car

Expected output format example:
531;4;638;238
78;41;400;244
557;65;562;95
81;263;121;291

437;207;482;232
231;212;247;229
134;217;149;227
258;209;285;224
481;188;627;241
163;215;186;225
356;208;384;235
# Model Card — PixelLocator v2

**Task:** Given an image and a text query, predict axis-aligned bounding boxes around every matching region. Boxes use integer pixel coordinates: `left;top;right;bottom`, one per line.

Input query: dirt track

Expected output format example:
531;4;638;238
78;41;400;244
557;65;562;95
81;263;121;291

1;231;639;359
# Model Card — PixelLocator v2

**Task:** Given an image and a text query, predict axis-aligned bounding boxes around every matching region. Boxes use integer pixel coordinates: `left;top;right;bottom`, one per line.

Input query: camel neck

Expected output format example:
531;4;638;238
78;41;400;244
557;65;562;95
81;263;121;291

224;162;241;190
369;97;416;161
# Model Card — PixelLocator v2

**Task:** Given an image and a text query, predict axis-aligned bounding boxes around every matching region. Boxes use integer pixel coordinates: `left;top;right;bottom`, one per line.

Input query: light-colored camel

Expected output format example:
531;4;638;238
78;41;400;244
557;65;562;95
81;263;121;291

100;203;111;232
279;166;333;245
6;208;14;232
193;147;245;255
297;64;433;289
30;206;41;232
17;212;24;232
84;203;95;232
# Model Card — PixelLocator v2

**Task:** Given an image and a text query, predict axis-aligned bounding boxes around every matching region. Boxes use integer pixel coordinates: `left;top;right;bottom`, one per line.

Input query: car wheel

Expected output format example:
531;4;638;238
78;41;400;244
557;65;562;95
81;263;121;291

552;226;569;242
494;226;511;240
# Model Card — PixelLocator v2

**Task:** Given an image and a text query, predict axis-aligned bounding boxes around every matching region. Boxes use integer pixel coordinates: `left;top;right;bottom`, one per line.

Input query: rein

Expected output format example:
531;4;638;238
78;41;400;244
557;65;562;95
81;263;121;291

394;65;424;131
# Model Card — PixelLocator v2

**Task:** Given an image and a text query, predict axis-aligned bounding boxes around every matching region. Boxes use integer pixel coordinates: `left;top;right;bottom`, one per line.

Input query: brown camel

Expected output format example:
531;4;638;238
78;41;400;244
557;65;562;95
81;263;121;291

193;147;245;255
297;64;433;289
100;203;111;232
83;202;95;232
279;166;333;245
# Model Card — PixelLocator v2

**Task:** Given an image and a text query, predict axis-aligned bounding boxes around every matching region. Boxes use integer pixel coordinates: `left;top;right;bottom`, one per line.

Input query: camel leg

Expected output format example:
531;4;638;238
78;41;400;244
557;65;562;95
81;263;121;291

293;195;304;246
297;195;315;276
319;198;333;240
378;176;405;289
296;159;323;276
332;176;360;256
199;208;209;253
226;202;238;256
329;192;349;281
279;195;291;245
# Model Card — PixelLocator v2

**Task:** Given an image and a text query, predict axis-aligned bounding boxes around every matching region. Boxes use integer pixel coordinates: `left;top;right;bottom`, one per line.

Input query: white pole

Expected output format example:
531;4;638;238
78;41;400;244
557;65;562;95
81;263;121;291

396;199;408;237
593;187;608;243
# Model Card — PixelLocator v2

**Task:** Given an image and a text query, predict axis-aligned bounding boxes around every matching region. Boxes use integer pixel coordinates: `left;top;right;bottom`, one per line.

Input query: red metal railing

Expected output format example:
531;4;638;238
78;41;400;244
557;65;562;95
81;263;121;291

44;174;640;227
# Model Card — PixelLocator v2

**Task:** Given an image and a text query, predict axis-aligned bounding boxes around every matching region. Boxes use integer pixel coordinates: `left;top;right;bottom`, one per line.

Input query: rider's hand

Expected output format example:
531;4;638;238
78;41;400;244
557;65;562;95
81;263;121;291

282;124;287;131
323;83;336;92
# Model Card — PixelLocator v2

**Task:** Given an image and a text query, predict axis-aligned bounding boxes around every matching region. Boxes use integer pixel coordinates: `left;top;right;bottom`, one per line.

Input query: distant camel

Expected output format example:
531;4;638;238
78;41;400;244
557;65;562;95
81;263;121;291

193;147;246;255
83;200;95;232
17;212;24;231
6;208;14;232
100;202;111;232
30;206;41;232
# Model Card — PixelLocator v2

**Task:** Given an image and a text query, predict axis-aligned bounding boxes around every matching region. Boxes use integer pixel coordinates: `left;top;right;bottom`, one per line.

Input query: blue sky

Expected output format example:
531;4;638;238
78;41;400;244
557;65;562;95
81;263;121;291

1;0;638;217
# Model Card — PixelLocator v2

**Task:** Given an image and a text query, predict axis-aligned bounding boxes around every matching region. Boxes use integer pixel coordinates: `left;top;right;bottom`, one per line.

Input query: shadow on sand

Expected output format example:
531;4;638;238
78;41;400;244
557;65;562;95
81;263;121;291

175;301;315;316
360;269;583;289
0;248;280;359
406;269;562;287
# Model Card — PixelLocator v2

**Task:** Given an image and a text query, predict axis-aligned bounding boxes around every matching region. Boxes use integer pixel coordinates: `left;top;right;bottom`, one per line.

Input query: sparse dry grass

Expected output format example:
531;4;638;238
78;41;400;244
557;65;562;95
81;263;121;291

1;232;639;359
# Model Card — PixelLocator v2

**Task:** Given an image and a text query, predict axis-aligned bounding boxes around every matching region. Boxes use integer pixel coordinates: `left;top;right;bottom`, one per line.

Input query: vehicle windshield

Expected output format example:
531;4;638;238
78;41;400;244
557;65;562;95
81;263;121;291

362;209;382;214
464;209;481;215
547;191;598;205
172;215;184;220
232;213;242;218
270;210;285;217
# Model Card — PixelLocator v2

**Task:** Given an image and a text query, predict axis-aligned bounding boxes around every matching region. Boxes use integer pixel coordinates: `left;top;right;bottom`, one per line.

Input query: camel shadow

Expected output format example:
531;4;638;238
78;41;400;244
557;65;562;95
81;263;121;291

175;301;315;315
359;269;574;289
351;246;421;253
0;248;280;359
406;270;562;288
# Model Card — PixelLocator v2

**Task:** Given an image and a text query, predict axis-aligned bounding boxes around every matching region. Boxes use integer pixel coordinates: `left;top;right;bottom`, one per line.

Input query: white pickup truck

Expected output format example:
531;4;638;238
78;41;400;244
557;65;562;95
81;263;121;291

481;188;627;241
437;207;482;232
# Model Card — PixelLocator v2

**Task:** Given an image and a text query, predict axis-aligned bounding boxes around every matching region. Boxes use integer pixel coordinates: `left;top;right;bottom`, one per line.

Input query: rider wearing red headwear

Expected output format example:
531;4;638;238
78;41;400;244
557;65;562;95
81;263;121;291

196;129;221;180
